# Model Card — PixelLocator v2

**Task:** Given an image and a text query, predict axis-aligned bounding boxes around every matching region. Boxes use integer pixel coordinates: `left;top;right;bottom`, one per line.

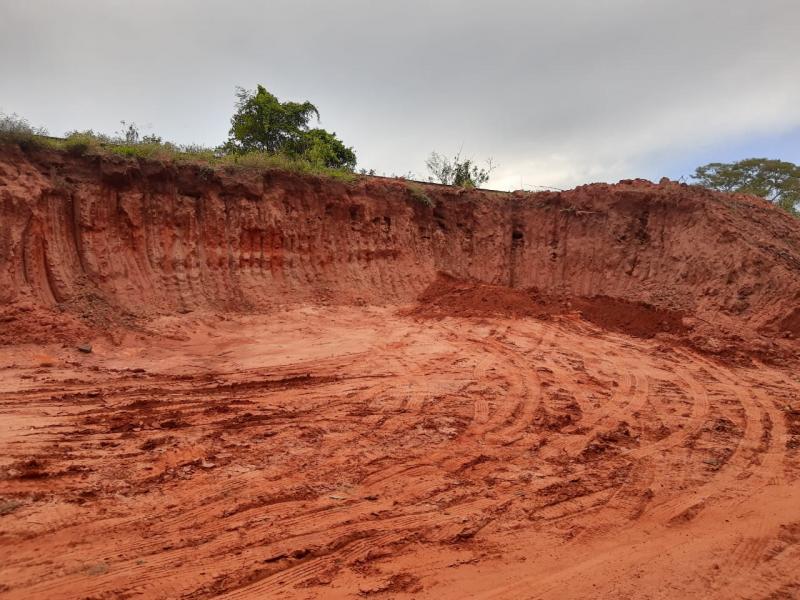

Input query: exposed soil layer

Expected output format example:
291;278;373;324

2;145;800;599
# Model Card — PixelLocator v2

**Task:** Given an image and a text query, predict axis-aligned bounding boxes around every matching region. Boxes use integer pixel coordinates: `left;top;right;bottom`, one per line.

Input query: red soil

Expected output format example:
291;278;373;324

410;274;687;339
2;145;800;599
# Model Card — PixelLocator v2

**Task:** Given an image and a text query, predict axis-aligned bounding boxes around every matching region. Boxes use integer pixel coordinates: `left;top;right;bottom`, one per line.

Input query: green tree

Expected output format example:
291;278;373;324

426;150;495;188
223;85;356;170
693;158;800;215
300;128;357;170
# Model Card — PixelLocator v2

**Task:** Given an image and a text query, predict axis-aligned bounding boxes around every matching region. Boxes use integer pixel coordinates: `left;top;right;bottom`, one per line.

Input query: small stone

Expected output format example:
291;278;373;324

78;344;92;354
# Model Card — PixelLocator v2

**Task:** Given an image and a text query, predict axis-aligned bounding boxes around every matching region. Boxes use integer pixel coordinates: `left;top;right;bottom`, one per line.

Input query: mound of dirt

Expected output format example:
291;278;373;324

407;275;555;319
0;303;90;346
409;275;688;341
571;295;687;339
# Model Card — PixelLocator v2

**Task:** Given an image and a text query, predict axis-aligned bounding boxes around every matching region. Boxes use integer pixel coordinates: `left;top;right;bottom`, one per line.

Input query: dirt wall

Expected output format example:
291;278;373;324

2;144;799;350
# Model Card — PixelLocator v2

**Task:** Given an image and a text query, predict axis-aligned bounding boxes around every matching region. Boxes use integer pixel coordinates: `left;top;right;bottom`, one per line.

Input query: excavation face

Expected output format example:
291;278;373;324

1;146;800;599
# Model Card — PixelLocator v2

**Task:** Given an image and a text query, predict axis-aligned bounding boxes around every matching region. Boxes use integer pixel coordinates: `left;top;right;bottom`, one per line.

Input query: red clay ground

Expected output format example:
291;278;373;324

2;146;800;598
3;306;800;599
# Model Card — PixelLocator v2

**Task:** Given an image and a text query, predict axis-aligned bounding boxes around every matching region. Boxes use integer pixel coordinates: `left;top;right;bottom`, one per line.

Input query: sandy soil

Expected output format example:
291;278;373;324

2;305;800;599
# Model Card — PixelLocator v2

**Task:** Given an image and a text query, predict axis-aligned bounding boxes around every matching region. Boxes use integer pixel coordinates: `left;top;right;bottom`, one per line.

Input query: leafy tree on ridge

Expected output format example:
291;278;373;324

223;85;356;170
693;158;800;215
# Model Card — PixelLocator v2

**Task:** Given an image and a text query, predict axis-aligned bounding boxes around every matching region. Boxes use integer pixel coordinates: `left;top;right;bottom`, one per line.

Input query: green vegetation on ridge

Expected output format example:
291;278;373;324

222;85;357;170
425;150;495;188
3;93;800;215
693;158;800;216
0;85;360;183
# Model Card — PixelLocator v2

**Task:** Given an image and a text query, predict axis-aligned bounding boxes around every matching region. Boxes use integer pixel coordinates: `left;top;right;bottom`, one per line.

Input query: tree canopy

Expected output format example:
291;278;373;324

300;128;357;171
693;158;800;215
223;85;356;170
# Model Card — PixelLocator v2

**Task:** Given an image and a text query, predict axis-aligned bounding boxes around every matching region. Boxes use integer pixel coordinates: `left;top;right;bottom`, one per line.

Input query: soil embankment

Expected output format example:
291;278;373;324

2;145;800;358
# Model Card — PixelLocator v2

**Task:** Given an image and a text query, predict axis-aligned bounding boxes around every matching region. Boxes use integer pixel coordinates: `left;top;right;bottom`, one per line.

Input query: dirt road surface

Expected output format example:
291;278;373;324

2;306;800;599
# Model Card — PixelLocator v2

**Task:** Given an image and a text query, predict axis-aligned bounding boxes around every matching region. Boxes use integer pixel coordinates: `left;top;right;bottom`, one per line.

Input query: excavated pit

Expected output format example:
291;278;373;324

2;145;800;599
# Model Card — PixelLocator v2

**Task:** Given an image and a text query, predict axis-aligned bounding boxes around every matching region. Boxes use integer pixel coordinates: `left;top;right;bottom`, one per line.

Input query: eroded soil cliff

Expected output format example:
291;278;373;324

3;145;800;358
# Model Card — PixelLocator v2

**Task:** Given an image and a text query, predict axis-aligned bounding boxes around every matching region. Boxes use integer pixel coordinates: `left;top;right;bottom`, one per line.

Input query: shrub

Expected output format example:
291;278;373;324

0;112;48;146
106;141;179;160
426;150;496;188
216;150;356;183
62;130;107;155
301;128;357;170
407;183;434;208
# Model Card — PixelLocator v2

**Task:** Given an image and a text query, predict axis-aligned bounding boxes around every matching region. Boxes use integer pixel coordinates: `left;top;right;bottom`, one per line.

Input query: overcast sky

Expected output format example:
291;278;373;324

2;0;799;190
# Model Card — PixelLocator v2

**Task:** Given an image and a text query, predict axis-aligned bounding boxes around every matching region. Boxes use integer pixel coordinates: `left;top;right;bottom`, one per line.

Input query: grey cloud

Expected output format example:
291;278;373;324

1;0;798;189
